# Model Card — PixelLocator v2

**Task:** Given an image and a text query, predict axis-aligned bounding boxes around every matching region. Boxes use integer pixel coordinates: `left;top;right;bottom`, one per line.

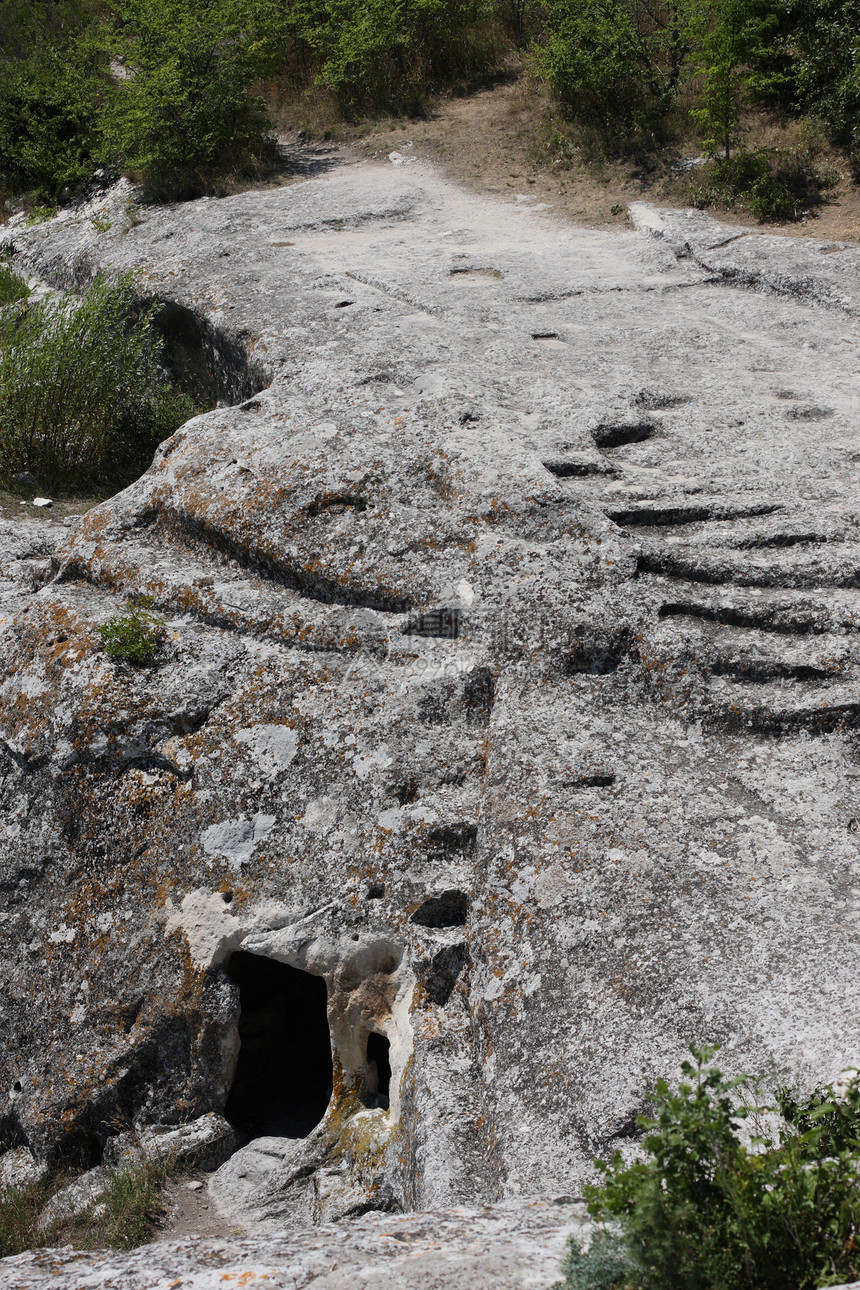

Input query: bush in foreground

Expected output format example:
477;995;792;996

0;272;199;493
561;1047;860;1290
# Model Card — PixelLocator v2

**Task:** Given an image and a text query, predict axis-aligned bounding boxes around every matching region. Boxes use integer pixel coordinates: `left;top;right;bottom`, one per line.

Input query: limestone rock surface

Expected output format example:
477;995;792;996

103;1112;238;1172
37;1165;112;1229
1;160;859;1241
0;1199;586;1288
0;1146;45;1189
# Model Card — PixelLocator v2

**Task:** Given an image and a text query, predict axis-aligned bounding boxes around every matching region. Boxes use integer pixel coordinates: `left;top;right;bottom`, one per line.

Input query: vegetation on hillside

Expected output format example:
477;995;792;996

0;0;857;217
560;1047;860;1290
101;0;286;200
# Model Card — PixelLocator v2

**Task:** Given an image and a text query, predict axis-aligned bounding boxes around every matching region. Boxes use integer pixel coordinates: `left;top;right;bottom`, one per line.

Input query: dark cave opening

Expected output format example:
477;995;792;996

225;952;333;1139
364;1032;392;1111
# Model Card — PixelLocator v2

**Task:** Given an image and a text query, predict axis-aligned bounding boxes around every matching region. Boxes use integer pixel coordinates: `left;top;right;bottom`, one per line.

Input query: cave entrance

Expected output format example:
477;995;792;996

225;952;333;1139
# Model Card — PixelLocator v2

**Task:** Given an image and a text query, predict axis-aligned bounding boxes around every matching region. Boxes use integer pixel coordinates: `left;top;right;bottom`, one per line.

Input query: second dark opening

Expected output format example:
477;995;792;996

365;1032;392;1111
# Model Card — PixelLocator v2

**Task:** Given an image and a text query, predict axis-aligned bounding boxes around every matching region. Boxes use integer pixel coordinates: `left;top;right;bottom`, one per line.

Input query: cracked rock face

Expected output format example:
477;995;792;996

1;164;860;1235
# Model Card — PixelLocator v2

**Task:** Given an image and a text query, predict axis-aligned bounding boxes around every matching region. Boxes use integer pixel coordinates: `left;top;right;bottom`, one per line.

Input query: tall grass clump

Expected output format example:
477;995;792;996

0;274;199;492
560;1046;860;1290
0;258;30;306
71;1159;167;1249
0;1157;169;1256
0;1178;50;1257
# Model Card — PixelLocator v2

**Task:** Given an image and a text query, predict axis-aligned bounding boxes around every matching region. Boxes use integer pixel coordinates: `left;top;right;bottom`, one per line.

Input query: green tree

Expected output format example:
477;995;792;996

100;0;285;200
692;0;781;158
534;0;699;140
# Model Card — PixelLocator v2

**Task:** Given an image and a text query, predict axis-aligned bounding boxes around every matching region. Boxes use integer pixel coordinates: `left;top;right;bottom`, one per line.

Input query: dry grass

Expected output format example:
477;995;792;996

264;77;347;139
0;1178;51;1257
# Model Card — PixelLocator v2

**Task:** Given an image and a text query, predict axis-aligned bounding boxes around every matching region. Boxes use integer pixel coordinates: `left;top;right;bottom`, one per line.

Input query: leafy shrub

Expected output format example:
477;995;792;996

22;206;58;226
0;273;199;492
101;0;285;201
0;15;105;205
792;0;860;170
559;1047;860;1290
531;0;857;171
533;0;698;144
289;0;502;117
688;147;835;220
98;596;166;665
562;1227;640;1290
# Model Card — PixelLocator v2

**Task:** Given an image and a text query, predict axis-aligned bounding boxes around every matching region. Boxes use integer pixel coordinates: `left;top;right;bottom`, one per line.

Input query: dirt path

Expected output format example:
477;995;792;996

154;1173;243;1242
348;79;651;229
328;76;860;244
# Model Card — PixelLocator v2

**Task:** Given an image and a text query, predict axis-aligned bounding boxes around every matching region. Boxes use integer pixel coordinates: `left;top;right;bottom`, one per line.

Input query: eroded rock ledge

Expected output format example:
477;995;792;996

0;163;859;1242
0;1200;585;1288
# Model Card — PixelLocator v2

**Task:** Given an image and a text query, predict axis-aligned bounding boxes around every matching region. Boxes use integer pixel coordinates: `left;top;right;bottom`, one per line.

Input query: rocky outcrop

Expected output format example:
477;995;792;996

0;1199;587;1288
1;163;859;1243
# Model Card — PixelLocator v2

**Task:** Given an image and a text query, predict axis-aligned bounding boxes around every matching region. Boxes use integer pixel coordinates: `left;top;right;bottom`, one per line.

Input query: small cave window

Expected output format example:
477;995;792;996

364;1032;391;1111
225;952;333;1139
